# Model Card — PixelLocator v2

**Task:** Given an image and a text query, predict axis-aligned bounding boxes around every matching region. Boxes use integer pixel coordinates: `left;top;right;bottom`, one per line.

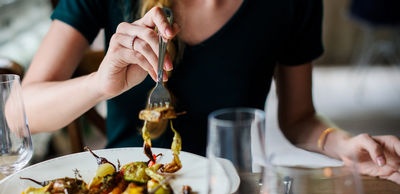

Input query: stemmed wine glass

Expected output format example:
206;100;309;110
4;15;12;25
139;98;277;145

0;74;33;179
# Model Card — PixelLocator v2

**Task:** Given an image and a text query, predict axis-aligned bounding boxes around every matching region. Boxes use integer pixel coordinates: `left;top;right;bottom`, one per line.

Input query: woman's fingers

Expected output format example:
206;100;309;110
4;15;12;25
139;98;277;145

374;136;400;169
116;22;159;54
385;171;400;185
111;28;158;67
131;38;158;70
101;6;179;90
114;19;176;81
375;135;400;156
106;34;156;80
135;7;178;39
354;133;386;166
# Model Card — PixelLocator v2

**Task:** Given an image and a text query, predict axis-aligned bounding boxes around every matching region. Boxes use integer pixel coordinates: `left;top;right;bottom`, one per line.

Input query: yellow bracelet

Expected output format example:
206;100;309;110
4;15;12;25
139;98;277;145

317;128;337;151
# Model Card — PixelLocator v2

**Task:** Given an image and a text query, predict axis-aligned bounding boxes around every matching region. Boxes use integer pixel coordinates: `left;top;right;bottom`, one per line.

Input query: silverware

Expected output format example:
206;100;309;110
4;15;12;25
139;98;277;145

283;176;293;194
147;7;173;109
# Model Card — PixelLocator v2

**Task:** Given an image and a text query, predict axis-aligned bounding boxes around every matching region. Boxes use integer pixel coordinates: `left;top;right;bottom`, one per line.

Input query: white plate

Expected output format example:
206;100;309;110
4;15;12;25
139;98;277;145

0;147;211;193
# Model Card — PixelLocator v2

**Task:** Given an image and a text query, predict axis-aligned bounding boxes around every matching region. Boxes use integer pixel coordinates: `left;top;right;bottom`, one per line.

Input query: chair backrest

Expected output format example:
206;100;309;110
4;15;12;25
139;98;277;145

350;0;400;26
68;50;106;153
0;58;24;77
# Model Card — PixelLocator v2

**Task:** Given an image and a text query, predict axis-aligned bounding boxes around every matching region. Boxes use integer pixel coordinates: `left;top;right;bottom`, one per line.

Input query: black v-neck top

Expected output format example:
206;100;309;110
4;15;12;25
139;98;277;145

52;0;323;156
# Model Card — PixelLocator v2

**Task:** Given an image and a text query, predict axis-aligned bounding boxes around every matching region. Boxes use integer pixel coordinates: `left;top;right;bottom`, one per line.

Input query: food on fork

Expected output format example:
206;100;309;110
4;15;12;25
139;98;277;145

139;106;184;174
139;106;177;122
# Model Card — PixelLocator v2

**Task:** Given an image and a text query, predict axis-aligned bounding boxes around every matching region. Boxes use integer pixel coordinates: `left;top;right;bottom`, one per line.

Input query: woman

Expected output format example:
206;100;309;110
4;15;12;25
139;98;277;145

22;0;400;184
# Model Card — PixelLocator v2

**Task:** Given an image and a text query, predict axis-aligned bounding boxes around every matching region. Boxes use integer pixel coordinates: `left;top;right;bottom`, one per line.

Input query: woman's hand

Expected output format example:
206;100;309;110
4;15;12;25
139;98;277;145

340;134;400;184
95;7;180;99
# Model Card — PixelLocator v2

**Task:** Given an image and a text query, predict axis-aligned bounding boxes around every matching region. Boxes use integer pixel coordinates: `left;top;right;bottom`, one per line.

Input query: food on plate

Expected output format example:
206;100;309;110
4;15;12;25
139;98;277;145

21;147;185;194
21;106;189;194
182;185;192;194
20;175;89;194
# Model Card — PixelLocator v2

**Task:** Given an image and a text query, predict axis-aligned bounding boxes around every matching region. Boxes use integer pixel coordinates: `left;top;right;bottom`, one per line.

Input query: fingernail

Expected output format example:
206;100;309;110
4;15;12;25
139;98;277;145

376;156;385;167
166;63;173;71
165;28;173;38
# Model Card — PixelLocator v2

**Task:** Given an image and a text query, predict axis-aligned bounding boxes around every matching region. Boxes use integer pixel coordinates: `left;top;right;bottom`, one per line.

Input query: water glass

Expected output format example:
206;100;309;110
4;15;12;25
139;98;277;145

0;74;33;177
207;107;266;194
260;165;365;194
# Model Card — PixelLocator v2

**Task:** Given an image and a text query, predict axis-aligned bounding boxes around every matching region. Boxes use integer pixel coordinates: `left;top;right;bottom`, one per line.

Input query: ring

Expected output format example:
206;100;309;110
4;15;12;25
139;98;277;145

131;35;137;50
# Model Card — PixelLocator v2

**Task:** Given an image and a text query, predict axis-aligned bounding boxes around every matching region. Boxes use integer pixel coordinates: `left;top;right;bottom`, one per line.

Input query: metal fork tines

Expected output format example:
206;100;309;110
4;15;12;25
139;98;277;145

147;8;173;109
147;80;171;108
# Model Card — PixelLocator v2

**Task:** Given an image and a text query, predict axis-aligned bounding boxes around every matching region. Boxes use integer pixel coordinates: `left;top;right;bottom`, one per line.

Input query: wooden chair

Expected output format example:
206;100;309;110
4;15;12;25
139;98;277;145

0;58;24;77
1;53;106;153
349;0;400;67
47;0;106;153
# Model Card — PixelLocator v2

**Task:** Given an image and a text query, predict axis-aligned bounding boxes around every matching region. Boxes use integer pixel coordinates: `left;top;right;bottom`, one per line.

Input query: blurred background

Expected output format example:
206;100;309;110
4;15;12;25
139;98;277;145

0;0;399;164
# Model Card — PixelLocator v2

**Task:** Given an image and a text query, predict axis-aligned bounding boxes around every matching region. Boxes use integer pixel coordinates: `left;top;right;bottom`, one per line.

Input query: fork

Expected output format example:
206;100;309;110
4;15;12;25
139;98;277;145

147;8;173;109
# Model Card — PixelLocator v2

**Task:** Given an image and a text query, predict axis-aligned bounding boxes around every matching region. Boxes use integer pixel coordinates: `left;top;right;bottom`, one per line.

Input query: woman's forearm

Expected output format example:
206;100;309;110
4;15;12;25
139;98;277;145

284;113;351;160
22;73;105;133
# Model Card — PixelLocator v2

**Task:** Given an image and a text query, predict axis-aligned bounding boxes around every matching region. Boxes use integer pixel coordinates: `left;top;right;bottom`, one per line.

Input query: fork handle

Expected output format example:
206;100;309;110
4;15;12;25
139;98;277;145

157;36;168;83
156;8;173;83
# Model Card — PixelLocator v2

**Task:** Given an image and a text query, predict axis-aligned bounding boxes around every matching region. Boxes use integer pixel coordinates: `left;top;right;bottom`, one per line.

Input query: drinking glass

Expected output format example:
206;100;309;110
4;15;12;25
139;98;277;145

207;107;266;194
0;74;33;178
260;165;364;194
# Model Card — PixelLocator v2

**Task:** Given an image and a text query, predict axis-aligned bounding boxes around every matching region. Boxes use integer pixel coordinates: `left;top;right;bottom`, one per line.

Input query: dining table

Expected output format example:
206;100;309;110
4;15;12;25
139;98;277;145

249;167;400;194
1;172;399;194
359;175;400;194
1;149;400;194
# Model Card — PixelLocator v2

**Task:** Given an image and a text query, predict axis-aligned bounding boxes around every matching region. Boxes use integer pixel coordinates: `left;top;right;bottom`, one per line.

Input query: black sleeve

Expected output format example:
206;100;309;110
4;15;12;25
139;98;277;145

50;0;106;44
278;0;324;65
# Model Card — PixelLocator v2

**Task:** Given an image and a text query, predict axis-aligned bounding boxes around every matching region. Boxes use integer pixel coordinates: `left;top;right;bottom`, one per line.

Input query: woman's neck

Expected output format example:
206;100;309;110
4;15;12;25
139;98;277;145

173;0;243;45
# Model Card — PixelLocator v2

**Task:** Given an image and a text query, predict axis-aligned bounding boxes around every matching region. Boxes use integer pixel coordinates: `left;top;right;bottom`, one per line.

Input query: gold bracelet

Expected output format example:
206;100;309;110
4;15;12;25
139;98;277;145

317;128;337;151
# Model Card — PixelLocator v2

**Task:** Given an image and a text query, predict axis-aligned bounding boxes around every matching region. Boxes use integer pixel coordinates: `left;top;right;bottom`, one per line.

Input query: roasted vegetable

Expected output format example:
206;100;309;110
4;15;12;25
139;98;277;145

121;182;145;194
21;103;189;194
120;161;150;183
20;177;88;194
85;146;121;193
182;185;192;194
147;179;172;194
139;106;177;122
139;106;185;139
161;122;182;173
85;146;117;170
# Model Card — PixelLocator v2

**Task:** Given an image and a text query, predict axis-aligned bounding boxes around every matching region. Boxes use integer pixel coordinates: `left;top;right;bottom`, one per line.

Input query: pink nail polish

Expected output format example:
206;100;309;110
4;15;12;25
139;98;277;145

164;29;172;38
377;157;385;167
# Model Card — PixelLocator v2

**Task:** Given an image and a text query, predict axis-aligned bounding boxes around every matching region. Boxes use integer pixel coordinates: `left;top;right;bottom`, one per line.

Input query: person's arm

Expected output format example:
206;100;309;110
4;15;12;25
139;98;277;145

23;7;180;134
22;20;104;133
276;63;400;184
275;63;350;159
